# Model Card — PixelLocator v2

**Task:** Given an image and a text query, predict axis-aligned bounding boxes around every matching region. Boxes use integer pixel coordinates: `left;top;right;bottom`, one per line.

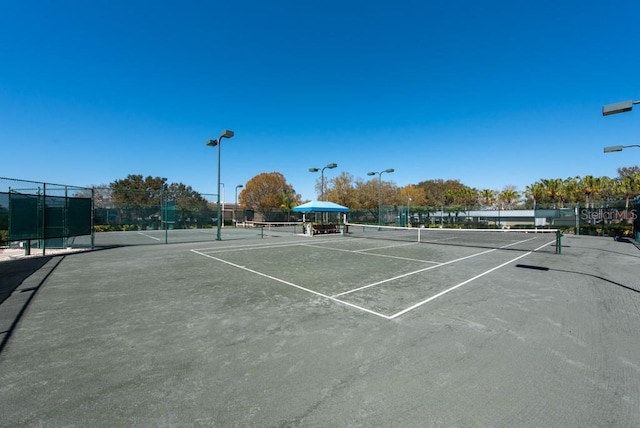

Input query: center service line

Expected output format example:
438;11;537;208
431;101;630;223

190;249;391;319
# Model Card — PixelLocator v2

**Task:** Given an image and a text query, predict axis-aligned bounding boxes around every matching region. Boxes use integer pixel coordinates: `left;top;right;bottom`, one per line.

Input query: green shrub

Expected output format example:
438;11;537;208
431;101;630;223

577;224;632;237
0;229;7;246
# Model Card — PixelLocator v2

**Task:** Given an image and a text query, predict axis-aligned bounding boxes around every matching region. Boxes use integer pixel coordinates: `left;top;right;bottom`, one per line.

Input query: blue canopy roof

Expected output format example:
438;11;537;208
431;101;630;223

292;200;350;213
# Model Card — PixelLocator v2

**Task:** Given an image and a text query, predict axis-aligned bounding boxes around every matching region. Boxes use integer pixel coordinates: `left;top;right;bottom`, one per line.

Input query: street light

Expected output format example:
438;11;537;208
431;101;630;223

602;100;639;116
309;162;338;200
367;168;394;226
206;129;234;241
234;184;243;227
604;144;640;153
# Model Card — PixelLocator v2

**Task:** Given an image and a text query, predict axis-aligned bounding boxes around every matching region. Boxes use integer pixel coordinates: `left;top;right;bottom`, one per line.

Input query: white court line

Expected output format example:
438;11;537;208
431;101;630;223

353;241;420;252
191;235;557;320
301;242;440;264
331;248;496;297
137;232;161;241
193;239;305;253
387;251;532;319
387;239;557;319
190;249;391;319
332;234;555;298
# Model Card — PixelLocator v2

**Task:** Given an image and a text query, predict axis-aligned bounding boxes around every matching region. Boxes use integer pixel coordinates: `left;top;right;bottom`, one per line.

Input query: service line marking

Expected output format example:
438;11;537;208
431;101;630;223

301;242;439;264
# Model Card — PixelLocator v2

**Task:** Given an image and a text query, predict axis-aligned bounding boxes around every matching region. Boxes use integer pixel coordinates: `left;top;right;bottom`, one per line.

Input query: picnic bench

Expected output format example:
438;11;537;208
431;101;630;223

310;223;341;235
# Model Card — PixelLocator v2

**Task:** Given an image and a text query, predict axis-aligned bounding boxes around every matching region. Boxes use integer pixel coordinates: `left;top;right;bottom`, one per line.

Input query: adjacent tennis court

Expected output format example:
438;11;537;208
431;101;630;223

191;227;559;319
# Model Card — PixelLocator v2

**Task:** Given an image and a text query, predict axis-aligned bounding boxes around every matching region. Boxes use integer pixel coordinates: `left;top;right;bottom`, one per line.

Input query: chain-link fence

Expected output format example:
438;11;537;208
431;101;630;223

348;200;635;238
0;177;266;250
0;177;93;254
2;176;637;253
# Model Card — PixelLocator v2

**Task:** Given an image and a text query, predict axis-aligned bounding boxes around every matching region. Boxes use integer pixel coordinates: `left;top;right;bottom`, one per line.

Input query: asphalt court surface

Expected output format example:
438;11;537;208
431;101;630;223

191;234;558;319
2;232;639;427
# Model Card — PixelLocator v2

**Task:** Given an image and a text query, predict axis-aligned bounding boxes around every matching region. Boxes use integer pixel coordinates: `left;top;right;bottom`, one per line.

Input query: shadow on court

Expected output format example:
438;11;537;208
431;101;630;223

516;263;640;294
0;257;51;304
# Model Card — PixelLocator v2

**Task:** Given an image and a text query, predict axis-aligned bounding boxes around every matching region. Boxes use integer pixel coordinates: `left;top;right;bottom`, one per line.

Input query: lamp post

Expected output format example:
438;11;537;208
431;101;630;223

234;184;243;227
206;129;234;241
308;163;337;200
220;182;225;228
604;145;640;153
367;168;394;226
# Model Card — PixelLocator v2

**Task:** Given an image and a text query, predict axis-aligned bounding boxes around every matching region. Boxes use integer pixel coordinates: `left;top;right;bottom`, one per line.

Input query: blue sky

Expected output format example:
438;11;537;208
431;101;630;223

2;0;639;201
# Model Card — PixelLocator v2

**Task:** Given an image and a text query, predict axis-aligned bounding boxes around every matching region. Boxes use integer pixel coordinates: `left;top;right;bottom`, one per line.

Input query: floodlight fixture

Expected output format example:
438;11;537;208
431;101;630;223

309;163;339;200
604;144;640;153
602;100;639;116
604;145;624;153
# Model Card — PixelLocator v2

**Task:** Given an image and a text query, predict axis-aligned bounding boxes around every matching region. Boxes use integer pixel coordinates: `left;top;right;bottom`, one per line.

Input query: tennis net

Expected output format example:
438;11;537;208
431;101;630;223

243;221;303;235
344;223;561;253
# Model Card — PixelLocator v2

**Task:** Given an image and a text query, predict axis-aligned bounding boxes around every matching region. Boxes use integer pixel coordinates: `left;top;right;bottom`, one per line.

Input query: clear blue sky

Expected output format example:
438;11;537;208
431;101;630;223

2;0;639;201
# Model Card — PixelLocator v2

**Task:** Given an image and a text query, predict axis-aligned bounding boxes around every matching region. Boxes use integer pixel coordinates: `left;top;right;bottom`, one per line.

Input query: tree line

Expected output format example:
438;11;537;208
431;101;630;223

87;166;640;226
320;166;640;211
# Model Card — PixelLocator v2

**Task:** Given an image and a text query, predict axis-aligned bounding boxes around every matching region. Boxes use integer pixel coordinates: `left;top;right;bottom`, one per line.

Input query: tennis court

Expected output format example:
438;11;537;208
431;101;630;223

191;228;559;319
1;230;639;426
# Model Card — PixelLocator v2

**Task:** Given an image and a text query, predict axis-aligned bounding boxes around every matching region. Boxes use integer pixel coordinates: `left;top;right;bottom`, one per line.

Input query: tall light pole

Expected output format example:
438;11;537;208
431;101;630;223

367;168;394;226
206;129;234;241
220;182;225;228
604;144;640;153
234;184;243;227
308;162;337;200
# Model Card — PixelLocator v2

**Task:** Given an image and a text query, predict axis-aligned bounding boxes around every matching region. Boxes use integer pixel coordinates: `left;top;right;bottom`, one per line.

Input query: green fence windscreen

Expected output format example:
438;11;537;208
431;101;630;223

7;192;92;241
8;193;40;241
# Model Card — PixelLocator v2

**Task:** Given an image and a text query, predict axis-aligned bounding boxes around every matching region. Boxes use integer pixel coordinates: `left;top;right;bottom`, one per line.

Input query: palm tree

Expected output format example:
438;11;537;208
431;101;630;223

578;175;601;209
540;178;564;208
479;189;496;208
613;174;639;216
498;186;520;209
525;182;545;210
562;176;580;206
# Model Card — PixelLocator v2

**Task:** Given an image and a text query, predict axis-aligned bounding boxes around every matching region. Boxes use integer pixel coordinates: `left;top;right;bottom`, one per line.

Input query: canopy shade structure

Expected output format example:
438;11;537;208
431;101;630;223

292;201;350;213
